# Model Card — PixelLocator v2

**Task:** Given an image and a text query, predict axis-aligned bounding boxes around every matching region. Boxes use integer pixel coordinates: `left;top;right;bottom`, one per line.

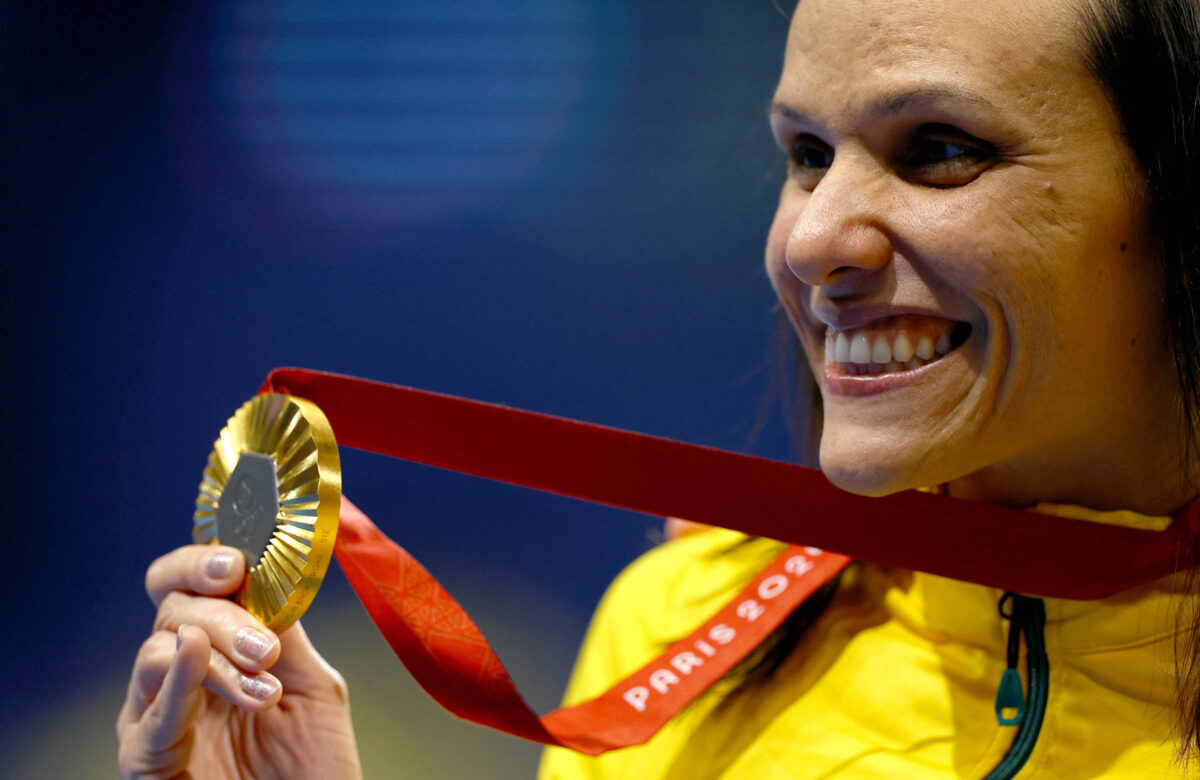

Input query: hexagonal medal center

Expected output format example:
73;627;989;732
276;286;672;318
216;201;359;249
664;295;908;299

217;452;280;567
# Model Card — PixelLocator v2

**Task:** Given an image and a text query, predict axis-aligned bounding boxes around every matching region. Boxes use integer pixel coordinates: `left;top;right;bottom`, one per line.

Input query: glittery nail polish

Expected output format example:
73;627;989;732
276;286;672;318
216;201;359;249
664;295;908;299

205;551;235;579
240;674;278;700
234;627;274;661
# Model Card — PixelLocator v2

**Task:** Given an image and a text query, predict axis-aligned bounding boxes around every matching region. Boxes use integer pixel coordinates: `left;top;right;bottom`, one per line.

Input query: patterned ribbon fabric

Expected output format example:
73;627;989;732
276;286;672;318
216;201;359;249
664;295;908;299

336;498;848;754
259;367;1199;752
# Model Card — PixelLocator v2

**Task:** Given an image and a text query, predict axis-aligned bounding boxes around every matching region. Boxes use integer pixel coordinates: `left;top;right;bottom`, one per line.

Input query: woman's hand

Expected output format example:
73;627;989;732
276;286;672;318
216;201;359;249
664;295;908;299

116;545;362;779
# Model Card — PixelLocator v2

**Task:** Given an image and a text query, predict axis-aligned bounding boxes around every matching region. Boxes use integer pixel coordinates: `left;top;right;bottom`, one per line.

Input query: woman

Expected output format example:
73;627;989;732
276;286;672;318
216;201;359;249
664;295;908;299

117;0;1200;776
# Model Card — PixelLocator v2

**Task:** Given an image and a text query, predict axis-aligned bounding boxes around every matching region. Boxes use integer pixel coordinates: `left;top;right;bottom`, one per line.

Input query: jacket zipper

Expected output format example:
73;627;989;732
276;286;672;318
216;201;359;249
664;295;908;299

983;593;1048;780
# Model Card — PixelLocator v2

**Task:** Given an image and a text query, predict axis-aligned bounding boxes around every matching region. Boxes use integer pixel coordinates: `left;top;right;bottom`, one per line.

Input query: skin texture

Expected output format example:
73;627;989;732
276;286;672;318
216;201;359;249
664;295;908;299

116;543;361;779
766;0;1194;514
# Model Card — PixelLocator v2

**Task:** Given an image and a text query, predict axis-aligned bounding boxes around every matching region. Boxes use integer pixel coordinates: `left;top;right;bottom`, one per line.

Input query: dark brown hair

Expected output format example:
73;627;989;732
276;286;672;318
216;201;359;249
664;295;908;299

1076;0;1200;758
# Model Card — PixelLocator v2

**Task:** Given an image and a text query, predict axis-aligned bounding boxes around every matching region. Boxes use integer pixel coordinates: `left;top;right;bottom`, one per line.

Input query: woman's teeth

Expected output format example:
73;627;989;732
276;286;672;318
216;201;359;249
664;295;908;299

825;318;961;375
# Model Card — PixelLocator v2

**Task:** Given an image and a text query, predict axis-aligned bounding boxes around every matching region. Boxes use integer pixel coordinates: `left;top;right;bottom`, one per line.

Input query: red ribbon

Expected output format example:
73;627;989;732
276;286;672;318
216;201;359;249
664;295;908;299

257;367;1198;753
336;498;848;754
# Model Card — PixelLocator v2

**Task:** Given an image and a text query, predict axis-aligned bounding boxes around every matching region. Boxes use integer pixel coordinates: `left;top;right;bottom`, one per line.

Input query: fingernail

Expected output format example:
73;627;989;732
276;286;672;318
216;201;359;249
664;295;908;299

234;627;274;661
205;551;235;579
176;625;186;651
240;674;278;700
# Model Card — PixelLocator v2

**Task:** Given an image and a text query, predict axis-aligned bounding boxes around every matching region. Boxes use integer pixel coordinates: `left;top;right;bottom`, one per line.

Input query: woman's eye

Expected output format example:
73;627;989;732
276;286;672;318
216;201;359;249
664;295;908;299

787;135;834;182
901;126;995;186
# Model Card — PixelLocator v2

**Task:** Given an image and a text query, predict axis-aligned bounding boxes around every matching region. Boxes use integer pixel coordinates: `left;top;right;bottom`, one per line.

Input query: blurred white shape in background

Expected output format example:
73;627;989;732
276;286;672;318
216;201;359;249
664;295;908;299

168;0;629;239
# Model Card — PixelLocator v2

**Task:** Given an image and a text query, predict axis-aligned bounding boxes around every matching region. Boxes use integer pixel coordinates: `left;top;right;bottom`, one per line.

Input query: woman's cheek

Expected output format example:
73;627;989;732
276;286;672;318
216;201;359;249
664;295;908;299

765;214;821;359
764;226;793;294
765;187;810;285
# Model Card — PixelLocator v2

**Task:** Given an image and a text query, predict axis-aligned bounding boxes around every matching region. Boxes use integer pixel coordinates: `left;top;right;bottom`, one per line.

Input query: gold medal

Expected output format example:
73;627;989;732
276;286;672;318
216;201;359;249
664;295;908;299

193;393;340;631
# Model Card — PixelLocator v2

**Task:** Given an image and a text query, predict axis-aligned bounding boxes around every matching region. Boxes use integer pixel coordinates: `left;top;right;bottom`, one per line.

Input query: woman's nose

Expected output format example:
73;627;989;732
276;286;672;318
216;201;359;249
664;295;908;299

783;157;893;295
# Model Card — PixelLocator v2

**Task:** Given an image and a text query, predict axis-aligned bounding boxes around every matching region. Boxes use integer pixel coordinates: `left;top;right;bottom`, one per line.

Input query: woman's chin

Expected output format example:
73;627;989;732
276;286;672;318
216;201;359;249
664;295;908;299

817;445;931;498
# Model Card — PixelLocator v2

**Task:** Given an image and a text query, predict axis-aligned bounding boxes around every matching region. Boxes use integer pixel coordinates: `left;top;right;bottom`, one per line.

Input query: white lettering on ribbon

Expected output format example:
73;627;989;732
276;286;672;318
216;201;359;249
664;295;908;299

786;555;814;576
671;652;705;675
709;624;736;645
649;669;680;694
757;574;788;600
621;549;832;712
623;686;650;712
736;599;765;622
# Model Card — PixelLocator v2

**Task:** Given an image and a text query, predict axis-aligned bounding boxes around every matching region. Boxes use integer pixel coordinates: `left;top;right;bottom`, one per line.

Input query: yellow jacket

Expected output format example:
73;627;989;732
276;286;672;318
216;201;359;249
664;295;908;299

539;504;1191;778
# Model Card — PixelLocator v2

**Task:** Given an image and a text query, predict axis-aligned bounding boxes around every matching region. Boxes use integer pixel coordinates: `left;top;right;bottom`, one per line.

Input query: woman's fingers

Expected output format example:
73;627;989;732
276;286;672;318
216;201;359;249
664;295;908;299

118;627;279;733
153;590;281;673
119;626;281;737
118;626;283;779
137;626;210;746
145;545;246;607
117;627;209;778
139;543;343;715
202;638;283;709
118;630;178;739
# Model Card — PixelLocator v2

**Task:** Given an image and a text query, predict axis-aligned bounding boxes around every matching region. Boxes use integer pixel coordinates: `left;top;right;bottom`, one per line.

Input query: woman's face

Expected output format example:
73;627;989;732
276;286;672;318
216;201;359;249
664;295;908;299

766;0;1184;510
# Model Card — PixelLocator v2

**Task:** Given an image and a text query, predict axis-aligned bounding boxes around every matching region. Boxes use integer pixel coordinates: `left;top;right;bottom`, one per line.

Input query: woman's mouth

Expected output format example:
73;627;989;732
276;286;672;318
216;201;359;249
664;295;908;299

824;315;973;376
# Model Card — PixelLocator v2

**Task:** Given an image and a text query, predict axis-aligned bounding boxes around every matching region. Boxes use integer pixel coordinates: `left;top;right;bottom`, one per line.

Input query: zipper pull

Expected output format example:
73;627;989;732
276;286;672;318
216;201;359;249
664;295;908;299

995;592;1026;726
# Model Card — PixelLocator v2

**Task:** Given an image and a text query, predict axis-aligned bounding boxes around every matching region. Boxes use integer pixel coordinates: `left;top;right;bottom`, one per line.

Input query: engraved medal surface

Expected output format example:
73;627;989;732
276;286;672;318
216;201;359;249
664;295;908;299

217;453;280;565
194;393;340;631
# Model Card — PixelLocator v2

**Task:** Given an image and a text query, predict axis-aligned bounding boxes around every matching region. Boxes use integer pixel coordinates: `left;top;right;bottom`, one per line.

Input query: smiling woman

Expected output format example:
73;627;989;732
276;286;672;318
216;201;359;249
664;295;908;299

116;0;1200;778
541;0;1200;776
766;0;1183;514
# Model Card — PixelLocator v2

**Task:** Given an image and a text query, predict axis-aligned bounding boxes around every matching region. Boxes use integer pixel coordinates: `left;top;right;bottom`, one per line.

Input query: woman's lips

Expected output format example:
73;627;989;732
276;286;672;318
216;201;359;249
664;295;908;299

821;315;971;396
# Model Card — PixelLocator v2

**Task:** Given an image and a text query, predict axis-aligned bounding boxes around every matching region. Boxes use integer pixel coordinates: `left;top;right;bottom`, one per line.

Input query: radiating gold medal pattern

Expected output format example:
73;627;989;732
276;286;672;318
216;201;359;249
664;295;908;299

194;393;340;631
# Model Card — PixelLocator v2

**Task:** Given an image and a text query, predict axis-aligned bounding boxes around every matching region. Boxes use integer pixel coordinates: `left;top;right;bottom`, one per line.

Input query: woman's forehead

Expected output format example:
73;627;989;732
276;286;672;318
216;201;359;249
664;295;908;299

788;0;1080;48
778;0;1096;127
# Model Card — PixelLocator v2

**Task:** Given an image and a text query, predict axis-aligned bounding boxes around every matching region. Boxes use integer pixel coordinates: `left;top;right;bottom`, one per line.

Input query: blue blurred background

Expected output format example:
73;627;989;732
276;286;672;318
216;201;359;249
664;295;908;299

1;1;795;776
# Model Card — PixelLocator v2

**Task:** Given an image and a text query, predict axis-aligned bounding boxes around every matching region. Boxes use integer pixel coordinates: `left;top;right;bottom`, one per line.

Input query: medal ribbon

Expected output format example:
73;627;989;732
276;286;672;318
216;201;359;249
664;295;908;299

336;497;847;754
258;366;1198;754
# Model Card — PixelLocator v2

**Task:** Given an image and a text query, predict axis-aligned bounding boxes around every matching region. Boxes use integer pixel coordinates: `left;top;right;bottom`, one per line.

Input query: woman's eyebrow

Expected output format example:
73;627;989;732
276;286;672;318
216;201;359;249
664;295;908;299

768;100;807;123
768;84;999;125
869;85;1000;118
